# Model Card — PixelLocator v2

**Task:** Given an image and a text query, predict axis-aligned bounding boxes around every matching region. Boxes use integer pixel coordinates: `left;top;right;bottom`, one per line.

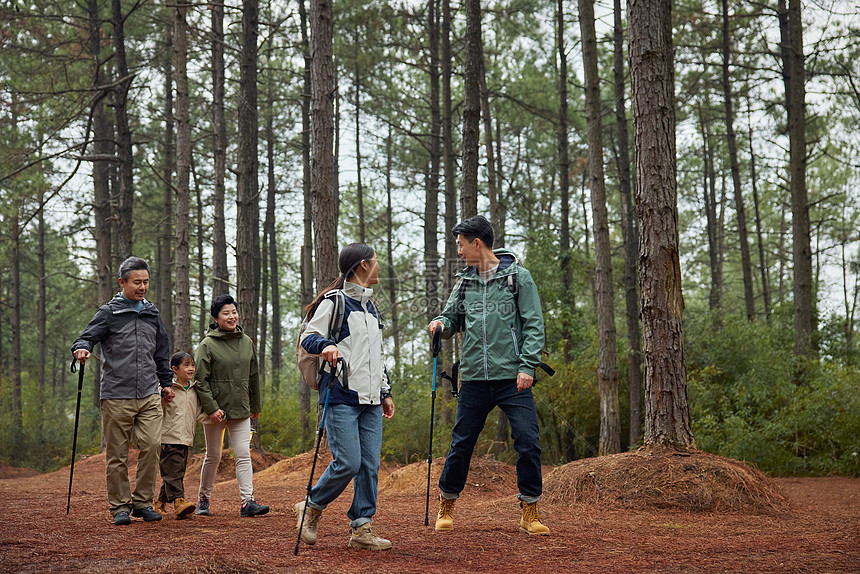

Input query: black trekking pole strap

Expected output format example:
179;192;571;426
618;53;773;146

318;356;349;390
526;362;555;389
538;362;555;377
67;357;85;515
441;361;460;398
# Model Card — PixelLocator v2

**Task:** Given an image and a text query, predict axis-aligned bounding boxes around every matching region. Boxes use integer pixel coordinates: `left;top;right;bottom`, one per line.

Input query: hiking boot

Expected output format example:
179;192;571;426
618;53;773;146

196;496;210;516
435;495;455;531
131;506;162;522
154;500;167;515
240;498;270;517
173;497;196;519
519;501;550;535
293;500;323;545
348;523;392;550
113;511;131;526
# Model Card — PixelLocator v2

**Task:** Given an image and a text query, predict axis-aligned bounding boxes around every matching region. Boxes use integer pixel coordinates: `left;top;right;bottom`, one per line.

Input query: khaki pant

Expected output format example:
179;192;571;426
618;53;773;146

101;395;163;515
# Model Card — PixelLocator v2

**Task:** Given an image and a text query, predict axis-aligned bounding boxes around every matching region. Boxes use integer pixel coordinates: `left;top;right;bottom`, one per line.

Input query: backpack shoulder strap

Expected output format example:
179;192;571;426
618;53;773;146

507;263;522;311
326;290;346;343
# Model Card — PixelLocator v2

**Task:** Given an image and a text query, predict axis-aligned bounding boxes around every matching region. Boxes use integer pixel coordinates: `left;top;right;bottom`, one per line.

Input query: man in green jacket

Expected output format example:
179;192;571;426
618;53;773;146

428;215;550;536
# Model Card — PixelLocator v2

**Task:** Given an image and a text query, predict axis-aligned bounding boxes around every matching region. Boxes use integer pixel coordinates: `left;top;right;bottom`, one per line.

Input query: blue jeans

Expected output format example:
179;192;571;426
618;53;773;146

308;403;382;528
438;379;542;502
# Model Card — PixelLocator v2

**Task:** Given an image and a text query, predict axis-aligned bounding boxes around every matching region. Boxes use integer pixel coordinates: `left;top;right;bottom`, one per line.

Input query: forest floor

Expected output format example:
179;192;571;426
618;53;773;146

1;449;858;573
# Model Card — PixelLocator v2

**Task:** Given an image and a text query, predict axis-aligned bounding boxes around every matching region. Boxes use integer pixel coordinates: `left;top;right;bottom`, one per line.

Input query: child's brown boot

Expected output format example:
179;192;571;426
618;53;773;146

174;497;196;519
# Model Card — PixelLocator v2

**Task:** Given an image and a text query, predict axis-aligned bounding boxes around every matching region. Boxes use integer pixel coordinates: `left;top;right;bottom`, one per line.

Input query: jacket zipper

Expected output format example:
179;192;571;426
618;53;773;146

482;281;489;380
510;324;520;356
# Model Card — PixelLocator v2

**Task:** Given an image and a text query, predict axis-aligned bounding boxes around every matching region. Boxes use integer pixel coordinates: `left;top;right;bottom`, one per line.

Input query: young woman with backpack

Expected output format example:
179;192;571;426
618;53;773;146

294;243;395;551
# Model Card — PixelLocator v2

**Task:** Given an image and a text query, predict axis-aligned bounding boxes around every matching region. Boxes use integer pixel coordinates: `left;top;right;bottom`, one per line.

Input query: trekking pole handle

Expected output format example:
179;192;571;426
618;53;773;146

431;325;442;357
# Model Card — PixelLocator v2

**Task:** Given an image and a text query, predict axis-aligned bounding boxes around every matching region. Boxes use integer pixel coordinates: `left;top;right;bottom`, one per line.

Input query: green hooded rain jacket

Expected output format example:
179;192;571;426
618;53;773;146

194;325;261;419
433;249;545;382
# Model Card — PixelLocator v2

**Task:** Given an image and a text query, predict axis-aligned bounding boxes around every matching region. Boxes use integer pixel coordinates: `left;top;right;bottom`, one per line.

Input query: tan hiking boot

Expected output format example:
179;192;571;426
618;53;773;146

435;495;456;531
154;500;167;516
519;501;550;535
173;497;196;519
348;523;392;550
293;500;323;545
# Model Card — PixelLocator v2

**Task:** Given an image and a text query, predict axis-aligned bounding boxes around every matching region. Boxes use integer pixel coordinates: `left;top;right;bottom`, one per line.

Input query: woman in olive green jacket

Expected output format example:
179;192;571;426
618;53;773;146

194;294;269;518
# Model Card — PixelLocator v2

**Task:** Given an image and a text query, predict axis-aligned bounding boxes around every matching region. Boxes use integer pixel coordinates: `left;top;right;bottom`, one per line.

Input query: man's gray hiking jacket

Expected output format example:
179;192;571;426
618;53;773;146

71;293;172;400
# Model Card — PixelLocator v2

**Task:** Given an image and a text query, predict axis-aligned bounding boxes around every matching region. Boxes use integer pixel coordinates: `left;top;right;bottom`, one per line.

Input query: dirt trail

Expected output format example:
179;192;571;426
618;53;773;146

1;451;857;573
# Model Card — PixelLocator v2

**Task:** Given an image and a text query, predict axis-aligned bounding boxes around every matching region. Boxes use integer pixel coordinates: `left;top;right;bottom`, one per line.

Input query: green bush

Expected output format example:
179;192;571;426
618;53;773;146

687;314;860;476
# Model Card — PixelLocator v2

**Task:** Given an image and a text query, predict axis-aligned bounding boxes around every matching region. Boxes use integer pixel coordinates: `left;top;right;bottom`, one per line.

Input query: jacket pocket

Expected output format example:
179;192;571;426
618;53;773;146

510;324;520;356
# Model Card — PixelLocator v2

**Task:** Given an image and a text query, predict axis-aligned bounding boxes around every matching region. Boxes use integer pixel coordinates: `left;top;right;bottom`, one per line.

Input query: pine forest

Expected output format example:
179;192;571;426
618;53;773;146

1;0;859;477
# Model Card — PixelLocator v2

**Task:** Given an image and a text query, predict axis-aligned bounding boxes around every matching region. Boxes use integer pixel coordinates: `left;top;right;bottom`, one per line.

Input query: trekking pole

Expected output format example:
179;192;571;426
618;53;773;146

424;326;443;526
294;359;338;556
67;357;85;515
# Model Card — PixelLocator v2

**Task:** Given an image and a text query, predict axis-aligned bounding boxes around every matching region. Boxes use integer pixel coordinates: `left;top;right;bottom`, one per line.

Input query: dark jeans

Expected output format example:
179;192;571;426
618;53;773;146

158;444;189;502
438;379;542;501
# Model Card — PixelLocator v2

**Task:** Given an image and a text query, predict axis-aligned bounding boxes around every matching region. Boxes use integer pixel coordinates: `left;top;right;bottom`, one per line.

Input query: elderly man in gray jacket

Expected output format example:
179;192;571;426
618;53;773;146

71;257;174;525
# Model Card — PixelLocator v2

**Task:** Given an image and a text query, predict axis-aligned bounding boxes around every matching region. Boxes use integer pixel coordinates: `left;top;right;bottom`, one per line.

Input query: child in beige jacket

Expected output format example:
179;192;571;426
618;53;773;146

156;351;205;518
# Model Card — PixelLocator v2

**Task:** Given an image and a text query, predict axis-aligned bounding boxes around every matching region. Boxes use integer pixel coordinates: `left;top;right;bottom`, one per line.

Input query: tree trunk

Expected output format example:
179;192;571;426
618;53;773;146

779;0;813;358
580;0;620;455
425;0;441;320
747;95;771;322
385;128;401;374
264;42;282;389
159;24;175;347
236;0;261;340
441;0;457;283
192;157;207;340
88;0;113;422
698;102;722;312
557;0;571;296
111;0;134;258
88;0;113;314
37;189;46;431
334;70;341;241
460;0;480;218
354;39;365;244
478;44;498;226
258;36;272;390
260;224;269;389
11;207;23;436
211;0;229;296
628;0;695;449
440;0;457;425
495;117;507;247
299;0;313;443
173;1;192;352
267;169;282;389
310;0;339;289
842;230;859;364
614;0;641;447
720;0;755;322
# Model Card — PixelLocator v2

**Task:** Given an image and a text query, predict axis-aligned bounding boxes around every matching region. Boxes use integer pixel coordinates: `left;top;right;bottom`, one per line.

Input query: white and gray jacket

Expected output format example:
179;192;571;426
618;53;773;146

300;281;391;406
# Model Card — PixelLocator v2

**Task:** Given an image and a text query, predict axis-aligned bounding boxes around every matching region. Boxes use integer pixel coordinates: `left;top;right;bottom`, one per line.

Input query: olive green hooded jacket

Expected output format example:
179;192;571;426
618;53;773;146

433;249;545;381
194;325;261;419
